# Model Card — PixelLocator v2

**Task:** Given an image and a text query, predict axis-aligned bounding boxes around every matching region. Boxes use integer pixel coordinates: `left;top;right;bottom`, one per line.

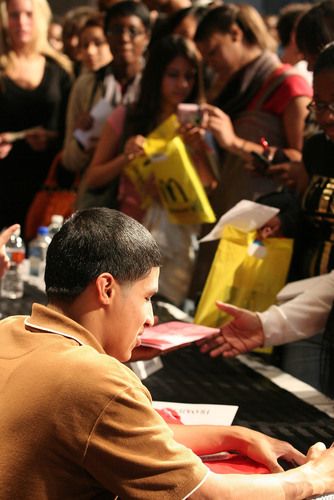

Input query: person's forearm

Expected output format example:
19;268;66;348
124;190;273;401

227;135;266;161
171;424;229;455
84;154;129;189
228;467;312;499
189;151;218;190
170;424;259;456
190;466;317;499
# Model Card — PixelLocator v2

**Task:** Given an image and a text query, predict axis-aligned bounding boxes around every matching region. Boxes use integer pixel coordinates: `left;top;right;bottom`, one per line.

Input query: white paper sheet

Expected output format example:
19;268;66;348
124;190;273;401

200;200;279;243
153;401;238;425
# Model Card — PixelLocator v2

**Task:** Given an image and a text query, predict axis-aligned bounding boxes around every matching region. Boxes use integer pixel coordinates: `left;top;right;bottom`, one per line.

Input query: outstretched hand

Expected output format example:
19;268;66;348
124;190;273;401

199;301;265;357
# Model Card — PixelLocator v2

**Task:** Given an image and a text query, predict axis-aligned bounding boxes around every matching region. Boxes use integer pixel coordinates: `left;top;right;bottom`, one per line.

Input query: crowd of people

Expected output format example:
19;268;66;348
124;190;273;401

0;0;333;302
0;2;316;283
1;0;334;497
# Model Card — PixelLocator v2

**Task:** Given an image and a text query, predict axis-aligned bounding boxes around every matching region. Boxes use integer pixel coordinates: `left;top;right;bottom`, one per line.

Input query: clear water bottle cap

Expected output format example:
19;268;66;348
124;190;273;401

37;226;49;236
51;215;64;224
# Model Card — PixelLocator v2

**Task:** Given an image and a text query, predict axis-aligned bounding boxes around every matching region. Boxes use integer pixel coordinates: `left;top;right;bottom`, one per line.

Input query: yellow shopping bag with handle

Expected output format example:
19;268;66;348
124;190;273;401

194;224;293;328
151;136;216;224
124;115;179;209
124;115;216;224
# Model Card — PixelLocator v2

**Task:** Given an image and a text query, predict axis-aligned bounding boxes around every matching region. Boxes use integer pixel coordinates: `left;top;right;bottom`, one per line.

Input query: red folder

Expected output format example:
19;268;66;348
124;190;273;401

156;407;270;475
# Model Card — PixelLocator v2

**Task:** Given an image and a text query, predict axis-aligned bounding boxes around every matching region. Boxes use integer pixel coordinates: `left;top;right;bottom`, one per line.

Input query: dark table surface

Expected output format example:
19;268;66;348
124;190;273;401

143;344;334;454
2;287;334;454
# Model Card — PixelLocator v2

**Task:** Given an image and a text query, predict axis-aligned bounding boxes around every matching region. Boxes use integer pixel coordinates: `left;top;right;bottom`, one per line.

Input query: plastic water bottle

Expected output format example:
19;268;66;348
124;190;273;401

48;214;64;239
29;226;51;280
1;227;26;299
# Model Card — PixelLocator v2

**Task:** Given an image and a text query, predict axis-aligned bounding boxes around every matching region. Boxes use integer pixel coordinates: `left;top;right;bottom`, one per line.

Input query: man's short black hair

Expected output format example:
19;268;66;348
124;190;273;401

45;208;161;302
104;1;151;32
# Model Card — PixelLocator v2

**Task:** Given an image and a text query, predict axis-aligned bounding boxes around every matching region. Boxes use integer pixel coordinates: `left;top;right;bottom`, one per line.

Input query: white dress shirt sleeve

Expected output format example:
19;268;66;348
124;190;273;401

258;271;334;346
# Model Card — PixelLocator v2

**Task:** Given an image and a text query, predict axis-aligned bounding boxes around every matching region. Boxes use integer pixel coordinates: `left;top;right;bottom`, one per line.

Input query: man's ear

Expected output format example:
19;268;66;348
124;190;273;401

95;273;114;305
230;23;243;42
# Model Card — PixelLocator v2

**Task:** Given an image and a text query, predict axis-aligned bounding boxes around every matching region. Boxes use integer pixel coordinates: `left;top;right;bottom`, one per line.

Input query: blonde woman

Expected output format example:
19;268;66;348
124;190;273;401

0;0;72;234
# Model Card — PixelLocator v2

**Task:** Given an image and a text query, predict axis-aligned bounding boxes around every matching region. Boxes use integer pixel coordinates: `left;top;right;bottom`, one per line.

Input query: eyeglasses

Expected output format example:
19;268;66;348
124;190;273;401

307;100;334;114
106;25;145;39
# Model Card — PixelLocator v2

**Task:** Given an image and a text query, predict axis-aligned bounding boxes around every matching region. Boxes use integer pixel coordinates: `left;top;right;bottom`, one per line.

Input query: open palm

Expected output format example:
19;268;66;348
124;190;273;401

200;302;265;358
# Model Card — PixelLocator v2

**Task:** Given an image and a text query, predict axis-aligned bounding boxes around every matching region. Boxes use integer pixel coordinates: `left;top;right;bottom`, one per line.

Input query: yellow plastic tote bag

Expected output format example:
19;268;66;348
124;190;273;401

125;115;216;223
194;225;293;328
151;136;216;224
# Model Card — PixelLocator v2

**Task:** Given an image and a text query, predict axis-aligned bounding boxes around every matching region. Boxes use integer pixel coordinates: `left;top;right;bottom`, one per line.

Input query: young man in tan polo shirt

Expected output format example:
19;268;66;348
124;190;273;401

0;207;334;499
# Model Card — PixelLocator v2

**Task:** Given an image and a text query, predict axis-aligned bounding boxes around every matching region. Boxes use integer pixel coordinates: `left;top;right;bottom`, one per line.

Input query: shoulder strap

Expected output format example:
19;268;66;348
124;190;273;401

249;66;299;111
103;74;121;104
88;77;101;109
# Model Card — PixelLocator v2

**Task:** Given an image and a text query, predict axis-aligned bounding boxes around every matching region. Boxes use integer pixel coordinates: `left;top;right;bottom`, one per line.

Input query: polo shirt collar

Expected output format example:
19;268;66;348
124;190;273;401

25;303;106;354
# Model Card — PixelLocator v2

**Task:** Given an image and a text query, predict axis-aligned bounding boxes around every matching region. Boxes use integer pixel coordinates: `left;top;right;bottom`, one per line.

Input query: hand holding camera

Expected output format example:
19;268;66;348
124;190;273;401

177;103;207;156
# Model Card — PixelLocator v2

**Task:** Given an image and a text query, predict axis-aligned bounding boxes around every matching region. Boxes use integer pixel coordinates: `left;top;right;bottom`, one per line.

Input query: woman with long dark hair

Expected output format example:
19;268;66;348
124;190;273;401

79;34;215;305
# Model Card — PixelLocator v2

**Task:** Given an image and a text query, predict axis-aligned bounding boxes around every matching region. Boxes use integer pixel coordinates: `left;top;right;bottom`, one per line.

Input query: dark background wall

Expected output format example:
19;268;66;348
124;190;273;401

226;0;314;15
49;0;96;16
48;0;314;17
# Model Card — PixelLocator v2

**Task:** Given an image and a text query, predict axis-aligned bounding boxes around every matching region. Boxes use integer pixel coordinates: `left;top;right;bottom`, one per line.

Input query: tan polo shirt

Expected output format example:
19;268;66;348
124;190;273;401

0;304;209;499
